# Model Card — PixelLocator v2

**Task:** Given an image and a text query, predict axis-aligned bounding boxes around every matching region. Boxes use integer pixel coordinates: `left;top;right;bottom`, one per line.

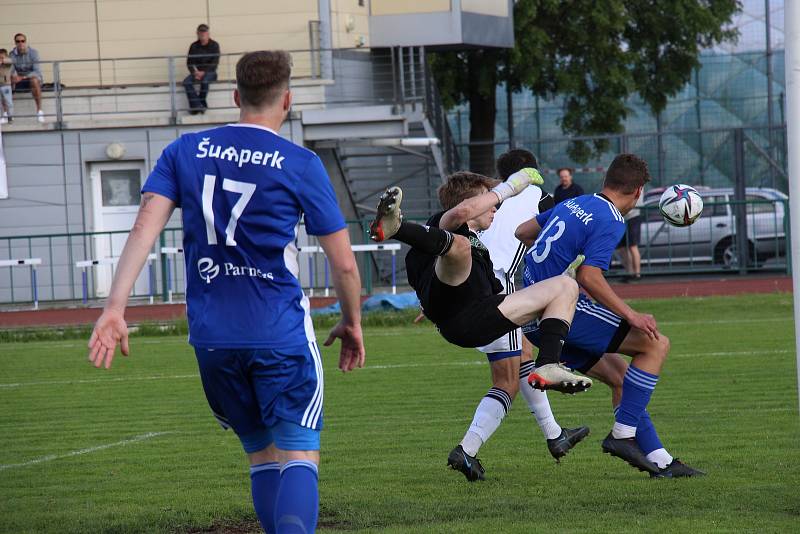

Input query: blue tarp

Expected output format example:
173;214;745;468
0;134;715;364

311;291;419;315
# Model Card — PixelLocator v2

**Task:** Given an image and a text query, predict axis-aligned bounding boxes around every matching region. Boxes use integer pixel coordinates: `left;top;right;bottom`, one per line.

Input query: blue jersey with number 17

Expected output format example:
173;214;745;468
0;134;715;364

142;123;346;349
523;193;626;286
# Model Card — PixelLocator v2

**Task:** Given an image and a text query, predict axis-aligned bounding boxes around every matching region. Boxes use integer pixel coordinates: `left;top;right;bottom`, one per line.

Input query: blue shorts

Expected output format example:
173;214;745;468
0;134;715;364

523;294;630;372
194;342;323;452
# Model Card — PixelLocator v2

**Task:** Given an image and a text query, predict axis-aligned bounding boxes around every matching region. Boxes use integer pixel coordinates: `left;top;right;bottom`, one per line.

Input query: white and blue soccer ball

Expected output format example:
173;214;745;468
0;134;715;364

658;184;703;227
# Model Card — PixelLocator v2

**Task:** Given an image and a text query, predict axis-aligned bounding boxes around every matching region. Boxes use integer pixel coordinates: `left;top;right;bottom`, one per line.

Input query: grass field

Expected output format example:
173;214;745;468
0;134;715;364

1;293;799;533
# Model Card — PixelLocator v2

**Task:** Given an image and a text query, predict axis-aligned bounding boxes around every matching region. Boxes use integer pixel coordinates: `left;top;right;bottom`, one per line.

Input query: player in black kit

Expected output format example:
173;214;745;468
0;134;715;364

370;169;591;480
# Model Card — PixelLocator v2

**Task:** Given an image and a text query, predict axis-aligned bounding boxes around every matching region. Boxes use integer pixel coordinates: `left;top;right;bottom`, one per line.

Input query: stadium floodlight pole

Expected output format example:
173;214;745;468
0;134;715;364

785;0;800;418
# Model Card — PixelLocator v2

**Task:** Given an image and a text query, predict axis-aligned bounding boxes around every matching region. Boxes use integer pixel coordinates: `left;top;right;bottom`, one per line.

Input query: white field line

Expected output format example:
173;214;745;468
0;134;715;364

0;349;793;390
0;431;174;471
0;374;198;389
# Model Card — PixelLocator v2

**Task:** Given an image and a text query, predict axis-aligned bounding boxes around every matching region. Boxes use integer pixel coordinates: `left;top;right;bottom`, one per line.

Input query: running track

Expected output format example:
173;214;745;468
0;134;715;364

0;275;792;328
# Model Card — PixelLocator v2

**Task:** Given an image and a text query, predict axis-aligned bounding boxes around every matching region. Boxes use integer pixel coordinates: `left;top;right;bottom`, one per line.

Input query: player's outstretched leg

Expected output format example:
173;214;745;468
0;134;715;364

500;256;592;393
499;274;592;394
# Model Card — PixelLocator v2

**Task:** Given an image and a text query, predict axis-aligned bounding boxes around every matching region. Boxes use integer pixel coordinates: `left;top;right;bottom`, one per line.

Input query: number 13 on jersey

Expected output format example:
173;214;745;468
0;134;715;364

202;174;256;246
529;215;565;263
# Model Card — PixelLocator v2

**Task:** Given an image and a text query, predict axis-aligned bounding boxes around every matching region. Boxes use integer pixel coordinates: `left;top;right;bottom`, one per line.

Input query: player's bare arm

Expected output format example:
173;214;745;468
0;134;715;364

576;264;659;340
88;192;176;369
318;228;366;372
515;217;542;248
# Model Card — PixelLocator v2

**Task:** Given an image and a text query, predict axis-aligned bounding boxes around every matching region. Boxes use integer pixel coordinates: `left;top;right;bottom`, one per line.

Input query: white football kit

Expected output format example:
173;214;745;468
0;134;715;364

477;185;553;358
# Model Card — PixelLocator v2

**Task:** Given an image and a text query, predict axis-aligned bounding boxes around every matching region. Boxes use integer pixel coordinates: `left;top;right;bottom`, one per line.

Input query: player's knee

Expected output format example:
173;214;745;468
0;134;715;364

646;334;670;363
558;275;579;300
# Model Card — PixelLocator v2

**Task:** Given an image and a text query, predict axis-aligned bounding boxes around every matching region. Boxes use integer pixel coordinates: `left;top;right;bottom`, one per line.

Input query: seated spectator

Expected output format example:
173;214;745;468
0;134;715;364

183;24;220;114
10;33;44;123
0;48;13;124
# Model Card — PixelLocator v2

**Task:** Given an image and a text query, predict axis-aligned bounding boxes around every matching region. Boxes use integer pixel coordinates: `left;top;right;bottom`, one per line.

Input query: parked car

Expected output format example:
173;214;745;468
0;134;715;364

634;187;787;268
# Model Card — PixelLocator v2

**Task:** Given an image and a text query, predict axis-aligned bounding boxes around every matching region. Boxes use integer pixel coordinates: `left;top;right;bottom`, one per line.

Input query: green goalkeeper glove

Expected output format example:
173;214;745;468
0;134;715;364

491;167;544;202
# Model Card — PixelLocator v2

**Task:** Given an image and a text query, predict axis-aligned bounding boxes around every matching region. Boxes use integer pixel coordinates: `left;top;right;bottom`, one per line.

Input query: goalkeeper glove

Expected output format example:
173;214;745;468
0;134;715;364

491;167;544;203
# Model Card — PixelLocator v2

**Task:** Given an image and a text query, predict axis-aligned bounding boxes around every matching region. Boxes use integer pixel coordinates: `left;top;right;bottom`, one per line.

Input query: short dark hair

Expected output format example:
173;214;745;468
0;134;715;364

438;171;498;210
0;49;6;55
197;24;209;32
496;149;538;180
14;33;25;41
236;51;291;109
557;167;573;176
603;154;651;194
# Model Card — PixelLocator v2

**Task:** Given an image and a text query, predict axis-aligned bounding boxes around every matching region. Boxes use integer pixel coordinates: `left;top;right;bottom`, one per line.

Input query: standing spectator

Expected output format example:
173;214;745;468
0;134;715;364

617;192;644;280
0;49;14;124
183;24;220;114
10;33;44;123
553;167;584;204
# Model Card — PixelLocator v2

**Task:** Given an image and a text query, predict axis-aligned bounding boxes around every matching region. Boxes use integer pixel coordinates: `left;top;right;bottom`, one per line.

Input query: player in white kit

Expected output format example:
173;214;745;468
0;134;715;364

450;150;590;479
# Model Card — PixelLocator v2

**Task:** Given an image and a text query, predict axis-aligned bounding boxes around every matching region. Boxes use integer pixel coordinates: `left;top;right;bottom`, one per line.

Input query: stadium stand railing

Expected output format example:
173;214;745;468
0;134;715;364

5;47;430;126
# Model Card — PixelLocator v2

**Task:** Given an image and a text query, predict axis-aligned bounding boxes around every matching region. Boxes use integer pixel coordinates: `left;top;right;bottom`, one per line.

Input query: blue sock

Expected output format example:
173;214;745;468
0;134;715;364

613;364;659;438
275;460;319;534
635;410;664;455
250;462;280;534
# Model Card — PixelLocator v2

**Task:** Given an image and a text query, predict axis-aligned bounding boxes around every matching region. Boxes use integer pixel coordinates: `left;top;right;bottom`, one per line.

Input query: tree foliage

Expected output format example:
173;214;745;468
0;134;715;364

429;0;740;174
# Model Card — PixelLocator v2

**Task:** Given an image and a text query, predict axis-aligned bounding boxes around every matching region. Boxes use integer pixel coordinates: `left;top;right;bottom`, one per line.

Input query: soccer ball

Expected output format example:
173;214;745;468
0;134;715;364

658;185;703;227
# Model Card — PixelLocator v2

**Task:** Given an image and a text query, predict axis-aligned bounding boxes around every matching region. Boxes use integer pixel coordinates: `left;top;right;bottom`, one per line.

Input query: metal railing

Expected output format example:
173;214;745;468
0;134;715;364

616;199;789;277
451;125;788;195
0;200;789;308
7;46;430;126
0;220;406;307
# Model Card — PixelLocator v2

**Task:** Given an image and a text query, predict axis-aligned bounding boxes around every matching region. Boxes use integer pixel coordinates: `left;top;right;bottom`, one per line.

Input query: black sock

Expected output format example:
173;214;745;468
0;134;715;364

394;222;454;256
534;318;570;367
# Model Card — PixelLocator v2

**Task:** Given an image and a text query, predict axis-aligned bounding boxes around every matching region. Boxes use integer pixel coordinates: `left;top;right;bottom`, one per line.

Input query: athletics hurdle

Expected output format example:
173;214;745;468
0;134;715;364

300;243;401;296
76;253;158;304
0;258;42;309
160;247;184;303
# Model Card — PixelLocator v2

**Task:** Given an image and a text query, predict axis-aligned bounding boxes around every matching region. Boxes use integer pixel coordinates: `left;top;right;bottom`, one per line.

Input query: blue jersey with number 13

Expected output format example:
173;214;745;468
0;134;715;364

142;123;346;349
522;193;626;287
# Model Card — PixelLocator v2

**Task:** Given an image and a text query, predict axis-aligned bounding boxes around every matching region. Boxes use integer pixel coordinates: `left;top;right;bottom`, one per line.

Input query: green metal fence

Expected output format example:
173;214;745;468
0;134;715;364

0;201;789;308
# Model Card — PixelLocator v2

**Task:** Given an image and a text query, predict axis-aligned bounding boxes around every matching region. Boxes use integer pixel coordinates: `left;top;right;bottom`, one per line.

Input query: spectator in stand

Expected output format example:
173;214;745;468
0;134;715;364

183;24;220;114
0;49;14;124
10;33;44;123
553;167;584;204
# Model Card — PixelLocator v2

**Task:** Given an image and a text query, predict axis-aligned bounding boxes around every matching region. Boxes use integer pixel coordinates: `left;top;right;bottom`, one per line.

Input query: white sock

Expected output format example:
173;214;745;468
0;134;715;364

646;448;674;469
459;388;511;456
519;361;562;439
612;422;637;439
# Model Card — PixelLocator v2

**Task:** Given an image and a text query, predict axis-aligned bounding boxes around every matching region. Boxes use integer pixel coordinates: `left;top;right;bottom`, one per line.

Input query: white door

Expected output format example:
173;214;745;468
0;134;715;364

89;162;149;297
